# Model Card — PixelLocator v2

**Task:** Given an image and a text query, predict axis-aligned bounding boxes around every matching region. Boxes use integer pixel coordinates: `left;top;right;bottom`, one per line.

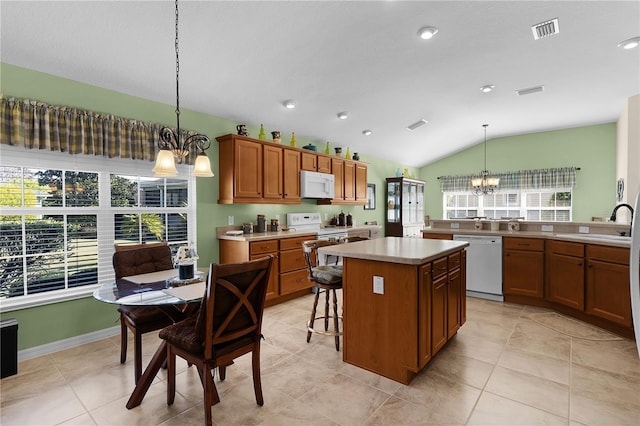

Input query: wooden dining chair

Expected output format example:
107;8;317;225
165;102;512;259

113;242;175;383
159;256;273;426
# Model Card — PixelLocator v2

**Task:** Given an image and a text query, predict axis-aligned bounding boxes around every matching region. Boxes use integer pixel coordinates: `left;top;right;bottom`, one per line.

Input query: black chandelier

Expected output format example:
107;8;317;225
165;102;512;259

153;0;213;177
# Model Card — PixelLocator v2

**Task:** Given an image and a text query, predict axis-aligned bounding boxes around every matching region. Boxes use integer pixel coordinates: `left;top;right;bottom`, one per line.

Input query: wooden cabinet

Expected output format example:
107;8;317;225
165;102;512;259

546;240;584;310
249;240;279;301
317;157;368;206
263;145;283;199
317;156;331;173
418;263;432;368
278;236;312;296
385;177;426;237
283;148;300;200
447;263;461;338
503;237;544;298
423;233;453;240
301;152;317;171
217;134;365;205
220;235;313;306
586;245;632;327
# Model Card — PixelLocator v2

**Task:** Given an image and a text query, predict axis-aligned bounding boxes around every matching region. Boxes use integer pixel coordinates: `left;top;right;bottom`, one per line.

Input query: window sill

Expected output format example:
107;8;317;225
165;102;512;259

0;285;101;313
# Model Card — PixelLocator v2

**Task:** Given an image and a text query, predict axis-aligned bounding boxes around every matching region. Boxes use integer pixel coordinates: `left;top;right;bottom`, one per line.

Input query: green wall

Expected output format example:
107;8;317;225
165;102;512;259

419;124;617;222
0;63;618;351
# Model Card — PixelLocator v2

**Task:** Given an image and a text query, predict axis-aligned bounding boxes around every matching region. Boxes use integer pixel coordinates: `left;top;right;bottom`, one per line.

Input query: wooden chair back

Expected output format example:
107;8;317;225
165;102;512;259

112;243;173;279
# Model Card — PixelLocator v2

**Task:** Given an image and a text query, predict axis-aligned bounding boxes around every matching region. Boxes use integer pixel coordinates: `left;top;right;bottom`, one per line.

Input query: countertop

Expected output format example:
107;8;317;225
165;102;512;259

217;224;381;242
318;237;469;265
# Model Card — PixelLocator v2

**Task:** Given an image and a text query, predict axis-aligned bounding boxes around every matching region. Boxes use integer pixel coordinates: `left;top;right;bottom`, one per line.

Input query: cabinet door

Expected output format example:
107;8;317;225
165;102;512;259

418;263;432;368
283;148;300;199
332;158;344;200
586;259;632;326
447;268;461;338
431;274;448;355
317;156;331;173
263;145;283;199
503;249;544;297
344;161;356;201
416;183;425;225
234;139;263;199
460;250;467;326
355;163;368;201
251;252;279;300
301;152;317;171
547;253;584;310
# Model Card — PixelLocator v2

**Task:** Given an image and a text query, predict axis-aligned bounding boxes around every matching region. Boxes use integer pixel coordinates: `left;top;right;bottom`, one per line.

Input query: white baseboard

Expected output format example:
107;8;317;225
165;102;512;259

18;326;120;361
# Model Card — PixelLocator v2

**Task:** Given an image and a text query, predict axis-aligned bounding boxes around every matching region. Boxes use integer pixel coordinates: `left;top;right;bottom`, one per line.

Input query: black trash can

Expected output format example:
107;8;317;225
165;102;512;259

1;318;18;378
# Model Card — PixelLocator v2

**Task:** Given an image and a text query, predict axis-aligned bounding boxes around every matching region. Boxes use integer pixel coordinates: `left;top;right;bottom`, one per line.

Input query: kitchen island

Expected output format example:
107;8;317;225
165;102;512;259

319;237;469;384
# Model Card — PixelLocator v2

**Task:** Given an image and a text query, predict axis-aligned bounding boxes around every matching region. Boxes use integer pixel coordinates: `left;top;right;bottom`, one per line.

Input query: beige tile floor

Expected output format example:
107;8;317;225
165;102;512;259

2;294;640;425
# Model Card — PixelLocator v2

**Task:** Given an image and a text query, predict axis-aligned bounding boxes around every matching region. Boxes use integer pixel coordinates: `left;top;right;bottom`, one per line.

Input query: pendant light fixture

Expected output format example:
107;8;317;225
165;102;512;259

153;0;213;178
471;124;499;196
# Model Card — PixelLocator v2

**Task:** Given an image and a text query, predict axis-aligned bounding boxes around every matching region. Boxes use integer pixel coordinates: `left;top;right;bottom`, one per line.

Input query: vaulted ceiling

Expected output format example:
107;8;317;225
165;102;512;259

2;1;639;166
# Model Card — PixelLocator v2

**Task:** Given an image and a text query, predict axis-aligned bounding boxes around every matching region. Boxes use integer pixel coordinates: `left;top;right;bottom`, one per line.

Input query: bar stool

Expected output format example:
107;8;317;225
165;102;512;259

302;240;343;351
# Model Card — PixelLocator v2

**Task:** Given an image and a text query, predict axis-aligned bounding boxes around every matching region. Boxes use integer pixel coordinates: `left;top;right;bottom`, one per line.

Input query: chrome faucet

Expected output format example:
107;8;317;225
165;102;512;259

609;203;634;236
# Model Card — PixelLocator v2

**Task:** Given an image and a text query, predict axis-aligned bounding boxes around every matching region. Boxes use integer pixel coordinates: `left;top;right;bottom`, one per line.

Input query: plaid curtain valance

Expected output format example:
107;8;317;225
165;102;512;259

440;167;578;192
0;94;203;164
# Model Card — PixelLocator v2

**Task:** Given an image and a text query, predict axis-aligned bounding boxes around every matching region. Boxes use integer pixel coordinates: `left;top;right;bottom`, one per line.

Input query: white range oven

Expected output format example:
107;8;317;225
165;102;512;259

286;212;349;241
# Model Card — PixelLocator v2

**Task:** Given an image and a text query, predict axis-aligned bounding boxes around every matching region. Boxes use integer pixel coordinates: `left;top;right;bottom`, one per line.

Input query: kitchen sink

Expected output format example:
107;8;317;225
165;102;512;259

555;233;631;242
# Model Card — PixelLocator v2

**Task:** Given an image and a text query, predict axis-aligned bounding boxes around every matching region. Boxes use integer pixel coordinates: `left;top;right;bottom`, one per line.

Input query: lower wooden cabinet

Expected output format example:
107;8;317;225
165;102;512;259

418;263;432;368
546;240;585;310
586;245;632;327
249;240;279;301
503;237;544;298
431;274;448;356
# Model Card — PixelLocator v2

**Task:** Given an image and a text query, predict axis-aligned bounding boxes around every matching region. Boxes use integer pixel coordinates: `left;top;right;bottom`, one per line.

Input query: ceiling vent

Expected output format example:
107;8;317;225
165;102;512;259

406;119;428;131
531;18;559;40
516;86;545;96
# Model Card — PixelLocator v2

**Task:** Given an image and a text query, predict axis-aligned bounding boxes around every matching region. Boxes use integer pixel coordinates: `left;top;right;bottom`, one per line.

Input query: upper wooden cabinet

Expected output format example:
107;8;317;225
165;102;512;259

217;134;366;205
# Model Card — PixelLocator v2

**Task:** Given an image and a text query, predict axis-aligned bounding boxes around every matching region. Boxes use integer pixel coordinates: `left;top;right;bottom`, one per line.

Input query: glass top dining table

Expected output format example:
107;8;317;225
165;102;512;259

93;269;207;306
92;268;207;410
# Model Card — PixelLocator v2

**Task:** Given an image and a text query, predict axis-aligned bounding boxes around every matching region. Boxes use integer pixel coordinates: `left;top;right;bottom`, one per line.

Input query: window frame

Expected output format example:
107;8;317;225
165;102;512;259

0;145;198;312
443;187;573;221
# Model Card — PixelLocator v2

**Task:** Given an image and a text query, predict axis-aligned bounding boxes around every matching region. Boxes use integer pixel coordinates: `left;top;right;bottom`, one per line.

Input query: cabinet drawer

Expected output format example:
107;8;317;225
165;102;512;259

587;244;629;265
432;257;448;280
503;237;544;251
280;269;313;295
547;239;584;257
280;236;311;251
250;240;278;255
423;233;453;240
448;252;461;271
280;249;307;273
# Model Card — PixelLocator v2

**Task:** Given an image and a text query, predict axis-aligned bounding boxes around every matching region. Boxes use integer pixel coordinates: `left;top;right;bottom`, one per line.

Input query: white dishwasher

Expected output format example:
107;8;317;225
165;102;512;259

452;235;503;301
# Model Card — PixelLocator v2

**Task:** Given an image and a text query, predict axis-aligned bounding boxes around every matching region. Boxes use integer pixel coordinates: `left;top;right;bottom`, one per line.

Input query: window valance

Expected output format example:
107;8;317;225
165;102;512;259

0;94;204;164
439;167;578;192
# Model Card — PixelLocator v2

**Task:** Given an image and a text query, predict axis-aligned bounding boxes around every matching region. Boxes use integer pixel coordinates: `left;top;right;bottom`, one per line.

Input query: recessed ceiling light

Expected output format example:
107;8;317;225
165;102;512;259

480;85;495;93
362;129;372;136
417;26;438;40
618;36;640;50
283;99;296;109
406;119;428;131
337;111;349;120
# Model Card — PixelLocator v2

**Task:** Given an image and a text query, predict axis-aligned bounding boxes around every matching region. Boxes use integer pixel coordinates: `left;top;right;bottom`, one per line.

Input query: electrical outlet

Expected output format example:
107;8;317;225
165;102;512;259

373;276;384;294
579;226;589;233
227;215;234;225
450;222;460;229
541;225;554;232
275;214;280;220
324;213;328;221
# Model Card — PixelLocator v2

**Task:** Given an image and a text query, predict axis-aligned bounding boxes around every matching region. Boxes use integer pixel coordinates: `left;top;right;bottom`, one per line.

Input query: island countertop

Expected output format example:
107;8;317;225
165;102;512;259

318;236;469;265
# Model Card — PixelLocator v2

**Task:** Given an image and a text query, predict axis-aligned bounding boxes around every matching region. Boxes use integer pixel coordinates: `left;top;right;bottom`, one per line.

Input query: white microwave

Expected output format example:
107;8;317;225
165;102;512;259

300;170;335;199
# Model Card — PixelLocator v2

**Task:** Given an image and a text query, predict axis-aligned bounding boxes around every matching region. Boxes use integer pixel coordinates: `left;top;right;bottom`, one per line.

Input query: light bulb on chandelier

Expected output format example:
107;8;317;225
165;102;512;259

471;124;499;196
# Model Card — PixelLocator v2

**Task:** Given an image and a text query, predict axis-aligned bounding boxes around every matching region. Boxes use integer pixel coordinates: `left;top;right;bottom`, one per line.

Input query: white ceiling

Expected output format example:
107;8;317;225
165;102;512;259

2;1;639;167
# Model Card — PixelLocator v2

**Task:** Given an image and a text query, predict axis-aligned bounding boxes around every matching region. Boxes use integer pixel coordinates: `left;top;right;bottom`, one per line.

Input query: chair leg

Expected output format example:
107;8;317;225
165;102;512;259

324;289;330;331
307;289;320;343
166;345;176;405
134;331;142;384
218;365;226;381
119;314;127;364
332;289;340;351
203;366;220;426
252;346;264;406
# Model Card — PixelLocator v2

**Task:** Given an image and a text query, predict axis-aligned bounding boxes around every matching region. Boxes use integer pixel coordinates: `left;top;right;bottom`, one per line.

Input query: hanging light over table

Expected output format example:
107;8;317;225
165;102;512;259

152;0;213;178
471;124;499;196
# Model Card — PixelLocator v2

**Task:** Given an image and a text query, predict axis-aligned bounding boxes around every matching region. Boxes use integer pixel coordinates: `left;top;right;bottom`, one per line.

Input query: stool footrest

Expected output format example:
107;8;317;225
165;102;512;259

307;316;343;337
